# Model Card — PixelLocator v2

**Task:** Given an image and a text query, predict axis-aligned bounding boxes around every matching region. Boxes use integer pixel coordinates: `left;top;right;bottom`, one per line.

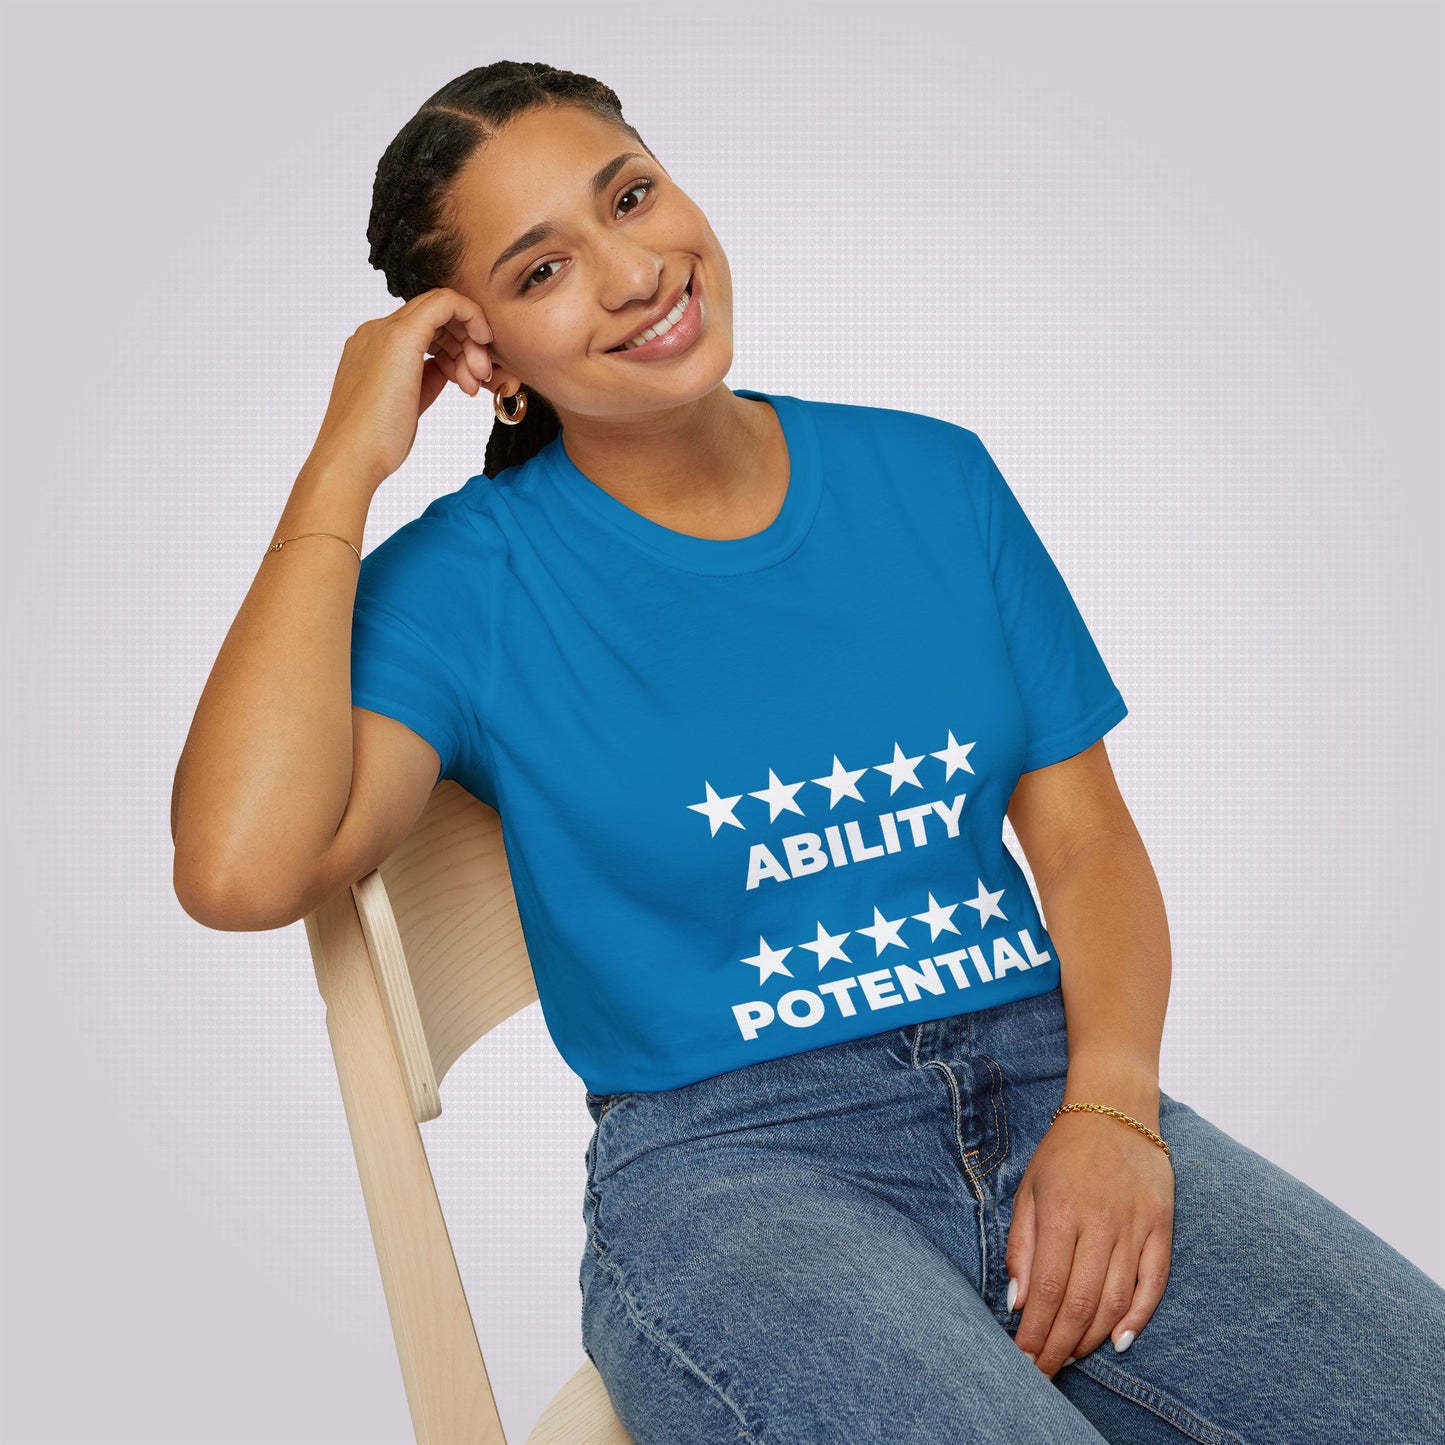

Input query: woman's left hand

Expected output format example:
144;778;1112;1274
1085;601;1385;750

1005;1110;1175;1375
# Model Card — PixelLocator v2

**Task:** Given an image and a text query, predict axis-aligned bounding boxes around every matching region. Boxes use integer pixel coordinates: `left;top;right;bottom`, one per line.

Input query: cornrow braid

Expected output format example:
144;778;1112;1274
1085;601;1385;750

367;60;652;478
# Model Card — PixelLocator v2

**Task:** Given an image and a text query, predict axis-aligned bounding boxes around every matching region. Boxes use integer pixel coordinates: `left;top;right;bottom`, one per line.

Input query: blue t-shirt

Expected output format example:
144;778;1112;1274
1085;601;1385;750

349;390;1127;1095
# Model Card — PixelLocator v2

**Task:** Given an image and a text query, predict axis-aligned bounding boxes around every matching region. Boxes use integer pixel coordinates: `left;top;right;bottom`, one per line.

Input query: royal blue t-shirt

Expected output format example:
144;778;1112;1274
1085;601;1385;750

349;390;1127;1095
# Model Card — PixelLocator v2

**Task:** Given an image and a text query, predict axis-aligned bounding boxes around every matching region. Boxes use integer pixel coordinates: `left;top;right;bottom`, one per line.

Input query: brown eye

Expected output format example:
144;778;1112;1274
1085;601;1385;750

616;178;655;217
520;259;562;293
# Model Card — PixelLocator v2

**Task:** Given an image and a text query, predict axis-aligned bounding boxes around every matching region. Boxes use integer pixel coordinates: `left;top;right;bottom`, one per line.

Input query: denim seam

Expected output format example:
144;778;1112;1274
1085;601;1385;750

924;1055;1010;1183
584;1182;604;1259
584;1127;606;1260
909;1022;925;1067
923;1061;987;1195
966;1050;1011;1179
1071;1355;1248;1445
589;1237;768;1444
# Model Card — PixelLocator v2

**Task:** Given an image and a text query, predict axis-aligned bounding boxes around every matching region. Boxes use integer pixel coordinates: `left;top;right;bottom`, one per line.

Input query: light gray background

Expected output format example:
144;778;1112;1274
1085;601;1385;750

3;2;1441;1442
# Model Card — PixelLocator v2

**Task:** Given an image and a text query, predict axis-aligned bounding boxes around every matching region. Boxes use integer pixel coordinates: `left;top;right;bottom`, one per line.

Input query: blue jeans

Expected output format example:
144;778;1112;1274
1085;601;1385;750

579;985;1445;1443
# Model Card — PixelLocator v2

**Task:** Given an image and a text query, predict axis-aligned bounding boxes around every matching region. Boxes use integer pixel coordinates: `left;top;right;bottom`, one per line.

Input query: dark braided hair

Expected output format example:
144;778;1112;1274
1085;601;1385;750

367;61;653;478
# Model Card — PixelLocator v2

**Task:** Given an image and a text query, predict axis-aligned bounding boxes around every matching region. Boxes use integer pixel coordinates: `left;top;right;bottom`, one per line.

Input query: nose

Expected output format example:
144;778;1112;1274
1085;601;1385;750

596;241;665;312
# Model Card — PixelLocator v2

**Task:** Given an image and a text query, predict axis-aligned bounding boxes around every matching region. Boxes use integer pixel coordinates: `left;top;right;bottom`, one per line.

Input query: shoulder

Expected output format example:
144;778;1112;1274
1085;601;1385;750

357;465;516;607
787;392;984;463
783;393;998;513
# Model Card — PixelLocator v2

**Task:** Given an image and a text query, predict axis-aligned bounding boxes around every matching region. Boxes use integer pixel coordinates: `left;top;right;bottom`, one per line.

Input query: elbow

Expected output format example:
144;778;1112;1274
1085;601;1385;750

172;851;309;933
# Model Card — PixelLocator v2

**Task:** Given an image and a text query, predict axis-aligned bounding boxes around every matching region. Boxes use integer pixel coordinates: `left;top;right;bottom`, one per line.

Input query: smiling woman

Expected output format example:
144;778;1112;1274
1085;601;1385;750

367;63;745;494
178;54;1445;1445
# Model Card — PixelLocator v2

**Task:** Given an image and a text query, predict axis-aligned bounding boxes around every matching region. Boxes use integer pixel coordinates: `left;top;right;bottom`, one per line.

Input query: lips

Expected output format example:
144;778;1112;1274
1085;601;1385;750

606;273;694;353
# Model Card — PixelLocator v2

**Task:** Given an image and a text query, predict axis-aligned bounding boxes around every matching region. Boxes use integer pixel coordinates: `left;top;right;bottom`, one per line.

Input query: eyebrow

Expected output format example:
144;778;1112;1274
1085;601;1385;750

488;151;651;283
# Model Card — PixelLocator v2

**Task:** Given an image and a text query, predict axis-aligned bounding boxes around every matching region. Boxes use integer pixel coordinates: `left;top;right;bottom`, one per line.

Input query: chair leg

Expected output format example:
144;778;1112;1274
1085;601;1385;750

307;889;508;1445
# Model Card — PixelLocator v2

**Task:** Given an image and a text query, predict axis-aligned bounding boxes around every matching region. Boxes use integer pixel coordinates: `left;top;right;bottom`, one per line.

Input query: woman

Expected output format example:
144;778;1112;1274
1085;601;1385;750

171;61;1445;1443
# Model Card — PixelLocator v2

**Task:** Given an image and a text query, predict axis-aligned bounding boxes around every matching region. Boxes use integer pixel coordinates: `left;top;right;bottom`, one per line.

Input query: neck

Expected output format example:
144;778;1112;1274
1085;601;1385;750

550;386;775;524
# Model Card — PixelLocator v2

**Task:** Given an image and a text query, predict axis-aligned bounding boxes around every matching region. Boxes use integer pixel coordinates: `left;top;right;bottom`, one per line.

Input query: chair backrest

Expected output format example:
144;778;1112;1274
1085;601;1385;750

302;780;631;1444
333;778;538;1122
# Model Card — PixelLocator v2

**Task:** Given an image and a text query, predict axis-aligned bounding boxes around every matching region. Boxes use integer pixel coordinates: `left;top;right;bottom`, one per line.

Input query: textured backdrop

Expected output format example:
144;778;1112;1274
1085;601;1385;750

4;2;1441;1442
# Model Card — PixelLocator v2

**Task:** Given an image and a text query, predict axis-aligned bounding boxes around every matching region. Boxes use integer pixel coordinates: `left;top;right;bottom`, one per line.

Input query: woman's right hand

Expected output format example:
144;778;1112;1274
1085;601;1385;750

308;287;495;492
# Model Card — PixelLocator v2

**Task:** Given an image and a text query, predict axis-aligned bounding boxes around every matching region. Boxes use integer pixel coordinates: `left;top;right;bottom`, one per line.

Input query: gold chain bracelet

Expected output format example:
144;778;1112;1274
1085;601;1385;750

265;531;361;563
1052;1102;1170;1158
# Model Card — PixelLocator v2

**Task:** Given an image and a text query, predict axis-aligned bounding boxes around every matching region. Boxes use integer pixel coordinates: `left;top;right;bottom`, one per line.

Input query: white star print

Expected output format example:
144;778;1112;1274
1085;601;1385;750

811;754;868;808
963;879;1008;927
912;892;963;942
873;741;926;794
798;920;853;971
686;781;746;836
931;730;977;781
740;935;796;984
749;768;808;823
856;905;910;955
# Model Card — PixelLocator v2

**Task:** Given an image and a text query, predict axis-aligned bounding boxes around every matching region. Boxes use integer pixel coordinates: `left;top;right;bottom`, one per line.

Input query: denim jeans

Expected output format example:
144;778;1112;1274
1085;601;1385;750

578;985;1445;1443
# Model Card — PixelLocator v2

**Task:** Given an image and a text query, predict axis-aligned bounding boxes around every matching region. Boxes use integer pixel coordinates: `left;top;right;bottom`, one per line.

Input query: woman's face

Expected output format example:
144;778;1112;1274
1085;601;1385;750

447;104;734;426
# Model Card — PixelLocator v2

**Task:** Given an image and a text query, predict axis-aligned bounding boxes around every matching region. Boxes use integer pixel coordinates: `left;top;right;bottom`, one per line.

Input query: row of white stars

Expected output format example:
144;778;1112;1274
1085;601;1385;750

688;731;978;836
740;879;1008;984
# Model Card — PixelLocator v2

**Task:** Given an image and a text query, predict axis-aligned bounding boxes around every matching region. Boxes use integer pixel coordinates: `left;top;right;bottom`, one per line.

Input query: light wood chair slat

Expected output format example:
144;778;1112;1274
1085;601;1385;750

302;780;634;1444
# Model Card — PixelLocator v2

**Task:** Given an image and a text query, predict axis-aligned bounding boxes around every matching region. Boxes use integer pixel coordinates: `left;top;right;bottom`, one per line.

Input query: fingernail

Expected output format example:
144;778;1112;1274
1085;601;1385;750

1023;1352;1037;1364
1006;1276;1018;1312
1112;1329;1136;1353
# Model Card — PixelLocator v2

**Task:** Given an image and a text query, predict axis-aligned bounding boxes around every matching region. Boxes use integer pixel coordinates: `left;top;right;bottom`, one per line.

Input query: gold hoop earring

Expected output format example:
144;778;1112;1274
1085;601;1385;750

493;387;527;426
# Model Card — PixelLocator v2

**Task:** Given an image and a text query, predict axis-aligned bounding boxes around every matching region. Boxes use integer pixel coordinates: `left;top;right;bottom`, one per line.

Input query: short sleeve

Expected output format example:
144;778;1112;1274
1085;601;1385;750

962;429;1129;772
350;507;479;787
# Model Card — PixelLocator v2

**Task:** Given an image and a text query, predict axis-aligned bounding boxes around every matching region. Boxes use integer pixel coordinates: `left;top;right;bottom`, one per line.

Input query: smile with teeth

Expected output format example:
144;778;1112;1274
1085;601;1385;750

611;281;692;351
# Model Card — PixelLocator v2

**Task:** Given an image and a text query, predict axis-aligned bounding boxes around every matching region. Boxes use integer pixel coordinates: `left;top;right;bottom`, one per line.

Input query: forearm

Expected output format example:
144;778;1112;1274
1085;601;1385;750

1033;829;1171;1131
172;453;374;927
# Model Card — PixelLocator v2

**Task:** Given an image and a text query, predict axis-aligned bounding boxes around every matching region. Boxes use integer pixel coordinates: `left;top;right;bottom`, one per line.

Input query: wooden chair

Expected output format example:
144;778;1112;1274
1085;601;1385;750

302;778;634;1444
